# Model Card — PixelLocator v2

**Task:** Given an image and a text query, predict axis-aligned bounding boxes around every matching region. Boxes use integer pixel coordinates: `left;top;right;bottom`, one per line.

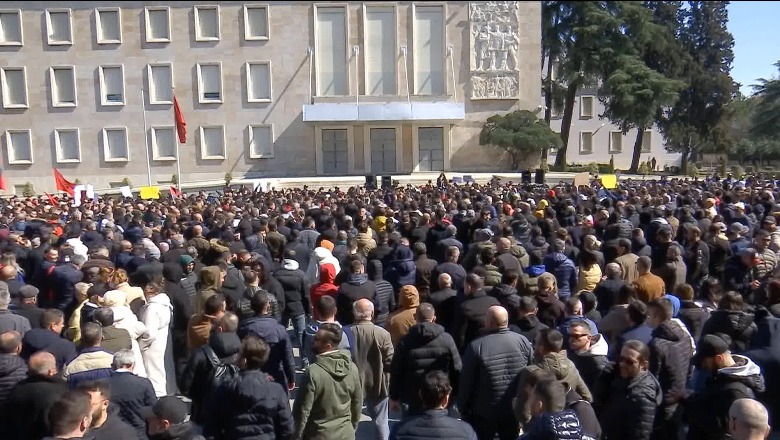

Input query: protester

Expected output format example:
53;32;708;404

0;330;27;406
106;349;157;439
728;399;771;440
44;389;93;440
78;379;137;439
63;322;114;387
143;396;205;440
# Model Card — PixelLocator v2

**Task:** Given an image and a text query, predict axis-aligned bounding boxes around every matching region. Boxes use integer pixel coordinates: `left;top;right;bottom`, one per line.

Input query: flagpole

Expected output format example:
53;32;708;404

173;88;182;190
140;88;152;186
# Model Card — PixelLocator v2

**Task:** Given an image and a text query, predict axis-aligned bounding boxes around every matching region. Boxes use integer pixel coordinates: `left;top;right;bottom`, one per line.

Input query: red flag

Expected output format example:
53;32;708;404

53;168;75;196
0;167;6;191
170;186;182;198
174;96;186;143
44;192;58;206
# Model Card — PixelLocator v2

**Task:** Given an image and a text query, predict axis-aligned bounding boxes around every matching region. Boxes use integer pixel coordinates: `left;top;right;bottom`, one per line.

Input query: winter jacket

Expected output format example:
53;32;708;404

164;263;194;365
106;370;157;439
195;266;223;316
389;322;462;411
683;355;766;440
108;302;148;378
570;334;608;391
677;300;709;340
351;320;394;401
648;321;692;422
238;316;295;388
0;309;30;336
455;290;500;350
292;349;363;440
544;252;578;300
700;310;756;352
427;288;456;333
479;263;503;287
462;240;495;272
723;256;756;302
525;351;593;405
62;347;114;387
414;255;437;299
518;410;582;440
13;303;44;330
386;286;420;345
599;304;631;346
302;320;351;365
433;261;467;292
275;259;309;317
458;328;532;419
385;245;417;292
597;368;662;440
495;250;522;275
566;388;601;440
610;323;653;361
510;314;549;345
89;407;138;440
309;263;338;321
684;240;710;286
336;273;377;325
536;291;565;329
4;375;69;440
614;253;640;284
632;272;666;303
0;353;27;406
205;369;294;440
187;313;218;351
654;260;687;294
368;260;396;327
181;331;240;424
139;293;174;397
390;408;477;440
489;283;522;312
101;325;132;354
577;264;602;293
593;278;624;315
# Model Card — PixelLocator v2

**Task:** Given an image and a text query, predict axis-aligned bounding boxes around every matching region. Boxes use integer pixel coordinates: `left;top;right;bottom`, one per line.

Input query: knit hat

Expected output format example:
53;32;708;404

320;240;334;252
180;255;195;266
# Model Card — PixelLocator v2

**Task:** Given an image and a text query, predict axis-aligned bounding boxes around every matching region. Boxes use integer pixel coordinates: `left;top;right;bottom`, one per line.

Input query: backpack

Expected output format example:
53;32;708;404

203;345;240;390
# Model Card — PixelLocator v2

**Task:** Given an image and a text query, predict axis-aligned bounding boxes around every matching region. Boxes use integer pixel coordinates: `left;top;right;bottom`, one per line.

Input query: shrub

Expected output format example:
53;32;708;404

686;164;699;177
121;177;132;188
731;165;744;177
22;182;35;198
225;172;233;186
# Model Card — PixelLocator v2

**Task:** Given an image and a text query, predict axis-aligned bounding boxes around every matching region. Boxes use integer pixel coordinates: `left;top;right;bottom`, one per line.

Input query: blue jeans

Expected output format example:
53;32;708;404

365;397;390;440
286;313;306;350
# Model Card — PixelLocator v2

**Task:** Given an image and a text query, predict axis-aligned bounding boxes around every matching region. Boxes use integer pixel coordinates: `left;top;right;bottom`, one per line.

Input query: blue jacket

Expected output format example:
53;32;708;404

544;252;578;300
238;316;296;388
385;245;417;292
20;328;77;370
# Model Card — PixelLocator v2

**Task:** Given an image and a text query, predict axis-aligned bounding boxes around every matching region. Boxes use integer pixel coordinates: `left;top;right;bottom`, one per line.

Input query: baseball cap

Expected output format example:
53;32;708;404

692;334;730;366
141;396;189;424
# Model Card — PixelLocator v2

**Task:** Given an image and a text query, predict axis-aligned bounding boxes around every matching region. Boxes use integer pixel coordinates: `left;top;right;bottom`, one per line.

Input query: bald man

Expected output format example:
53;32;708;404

351;298;394;440
495;237;522;275
729;399;771;440
6;351;69;439
458;305;533;440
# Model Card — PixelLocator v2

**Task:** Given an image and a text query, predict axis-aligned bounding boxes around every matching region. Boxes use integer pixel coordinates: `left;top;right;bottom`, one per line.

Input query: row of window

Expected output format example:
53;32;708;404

550;131;653;155
0;62;272;109
3;125;275;165
550;95;597;120
0;5;270;46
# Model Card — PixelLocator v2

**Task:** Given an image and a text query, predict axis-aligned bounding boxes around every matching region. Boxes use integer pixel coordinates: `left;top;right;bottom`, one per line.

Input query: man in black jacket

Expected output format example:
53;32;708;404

428;273;457;334
336;260;377;325
21;308;77;370
413;243;437;300
107;349;157;438
51;253;86;317
390;370;477;440
13;285;44;329
455;274;499;350
274;249;309;350
0;330;27;407
458;305;532;440
78;379;137;440
432;246;467;293
509;296;548;345
389;303;462;415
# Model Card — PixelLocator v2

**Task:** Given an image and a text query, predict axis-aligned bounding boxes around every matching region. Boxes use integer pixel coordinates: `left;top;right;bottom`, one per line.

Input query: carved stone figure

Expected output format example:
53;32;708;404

469;1;520;99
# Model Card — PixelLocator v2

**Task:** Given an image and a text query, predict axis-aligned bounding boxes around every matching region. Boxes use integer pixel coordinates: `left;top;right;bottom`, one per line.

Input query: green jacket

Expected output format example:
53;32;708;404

293;349;363;440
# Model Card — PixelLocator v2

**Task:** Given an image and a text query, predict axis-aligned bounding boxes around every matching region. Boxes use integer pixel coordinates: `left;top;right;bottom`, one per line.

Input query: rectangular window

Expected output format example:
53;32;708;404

147;63;173;104
102;127;129;161
196;63;222;103
151;126;176;160
580;132;593;154
249;125;274;158
610;131;622;153
641;130;652;153
413;4;445;95
315;5;348;96
199;126;226;159
243;4;269;40
194;5;220;41
321;128;349;174
95;8;121;44
145;6;171;42
246;61;272;102
364;5;396;95
5;129;32;164
49;66;77;107
45;9;73;45
417;127;444;172
54;128;81;163
1;67;28;108
580;95;594;119
99;65;125;106
0;10;23;46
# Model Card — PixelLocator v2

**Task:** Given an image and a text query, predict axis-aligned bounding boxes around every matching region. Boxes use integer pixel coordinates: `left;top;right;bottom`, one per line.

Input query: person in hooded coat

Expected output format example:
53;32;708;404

368;260;396;327
163;262;193;381
700;291;757;352
337;260;377;325
386;285;420;345
309;263;338;321
103;290;148;378
139;282;176;397
543;240;578;301
194;266;223;316
385;245;417;293
274;249;309;350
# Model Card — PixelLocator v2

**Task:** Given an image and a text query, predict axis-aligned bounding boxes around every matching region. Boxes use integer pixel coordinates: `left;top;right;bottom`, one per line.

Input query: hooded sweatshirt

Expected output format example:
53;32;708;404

195;266;222;315
386;286;420;345
292;349;363;440
310;263;338;321
570;334;609;390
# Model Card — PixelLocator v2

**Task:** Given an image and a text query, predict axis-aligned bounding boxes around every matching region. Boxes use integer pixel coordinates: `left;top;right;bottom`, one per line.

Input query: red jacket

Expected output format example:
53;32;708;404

309;263;338;320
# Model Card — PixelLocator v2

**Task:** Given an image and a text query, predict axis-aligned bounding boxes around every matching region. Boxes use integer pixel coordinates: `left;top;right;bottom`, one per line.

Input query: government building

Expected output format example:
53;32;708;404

0;1;542;193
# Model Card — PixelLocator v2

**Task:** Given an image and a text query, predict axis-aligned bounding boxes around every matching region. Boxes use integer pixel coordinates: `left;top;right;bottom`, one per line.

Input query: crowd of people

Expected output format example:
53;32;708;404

0;173;777;440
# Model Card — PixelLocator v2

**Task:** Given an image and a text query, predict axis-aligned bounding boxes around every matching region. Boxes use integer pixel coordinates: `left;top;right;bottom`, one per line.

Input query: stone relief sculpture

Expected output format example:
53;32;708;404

469;1;521;100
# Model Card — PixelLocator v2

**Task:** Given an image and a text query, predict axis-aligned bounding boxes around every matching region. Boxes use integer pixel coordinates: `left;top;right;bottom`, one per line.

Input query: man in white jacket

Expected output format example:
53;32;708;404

139;282;176;396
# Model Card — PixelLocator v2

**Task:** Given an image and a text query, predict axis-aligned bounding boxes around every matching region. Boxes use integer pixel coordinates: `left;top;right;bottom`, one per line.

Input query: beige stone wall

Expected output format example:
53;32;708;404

0;1;541;193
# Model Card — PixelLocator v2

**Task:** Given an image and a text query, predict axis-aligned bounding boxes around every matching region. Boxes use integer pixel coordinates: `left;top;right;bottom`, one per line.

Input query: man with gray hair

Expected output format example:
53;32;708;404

351;298;394;440
0;283;30;335
107;349;157;438
729;398;771;440
594;262;626;315
428;273;457;333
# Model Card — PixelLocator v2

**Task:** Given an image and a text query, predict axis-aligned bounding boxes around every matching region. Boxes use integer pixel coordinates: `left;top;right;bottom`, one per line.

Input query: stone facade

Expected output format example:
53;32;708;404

0;1;541;193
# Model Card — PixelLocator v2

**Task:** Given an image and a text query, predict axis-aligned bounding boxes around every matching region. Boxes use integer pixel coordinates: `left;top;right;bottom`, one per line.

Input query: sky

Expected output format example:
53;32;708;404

729;1;780;96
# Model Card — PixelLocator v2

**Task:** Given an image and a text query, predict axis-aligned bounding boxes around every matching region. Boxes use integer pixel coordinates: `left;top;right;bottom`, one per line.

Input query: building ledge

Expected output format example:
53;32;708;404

303;101;465;123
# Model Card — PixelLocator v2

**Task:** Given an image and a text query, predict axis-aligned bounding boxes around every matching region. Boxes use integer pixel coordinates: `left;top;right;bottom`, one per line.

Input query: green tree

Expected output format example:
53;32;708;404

480;110;561;169
751;61;780;139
